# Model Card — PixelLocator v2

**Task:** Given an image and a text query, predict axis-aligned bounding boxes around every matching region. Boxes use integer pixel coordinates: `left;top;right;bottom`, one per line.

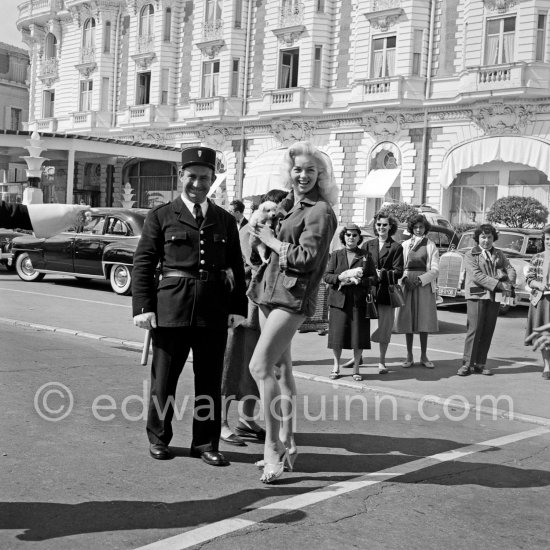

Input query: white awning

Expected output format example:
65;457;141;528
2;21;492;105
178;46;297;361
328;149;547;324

356;168;401;198
440;136;550;188
241;148;288;199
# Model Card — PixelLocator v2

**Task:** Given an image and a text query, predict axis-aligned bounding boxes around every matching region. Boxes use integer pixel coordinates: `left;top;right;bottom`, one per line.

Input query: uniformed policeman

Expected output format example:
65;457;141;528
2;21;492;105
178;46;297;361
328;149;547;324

132;146;247;466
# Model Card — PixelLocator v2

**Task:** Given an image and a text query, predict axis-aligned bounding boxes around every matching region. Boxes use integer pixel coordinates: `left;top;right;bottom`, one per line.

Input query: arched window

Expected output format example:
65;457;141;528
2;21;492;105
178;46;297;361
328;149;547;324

83;18;96;50
139;4;154;37
44;33;57;59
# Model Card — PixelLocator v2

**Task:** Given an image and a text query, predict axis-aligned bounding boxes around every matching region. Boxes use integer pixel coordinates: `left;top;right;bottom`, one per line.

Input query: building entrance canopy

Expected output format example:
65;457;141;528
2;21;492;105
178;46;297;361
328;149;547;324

440;136;550;188
0;129;181;203
356;168;401;198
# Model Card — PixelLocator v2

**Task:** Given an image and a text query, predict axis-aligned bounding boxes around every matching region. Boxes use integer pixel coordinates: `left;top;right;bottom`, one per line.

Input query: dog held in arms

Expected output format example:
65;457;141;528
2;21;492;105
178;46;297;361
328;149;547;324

248;200;278;264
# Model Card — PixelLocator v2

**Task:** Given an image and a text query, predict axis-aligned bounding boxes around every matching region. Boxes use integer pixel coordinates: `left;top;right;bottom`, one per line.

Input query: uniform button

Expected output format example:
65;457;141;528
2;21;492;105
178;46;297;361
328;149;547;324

171;236;175;240
200;240;204;244
200;260;205;265
200;249;205;254
200;230;204;235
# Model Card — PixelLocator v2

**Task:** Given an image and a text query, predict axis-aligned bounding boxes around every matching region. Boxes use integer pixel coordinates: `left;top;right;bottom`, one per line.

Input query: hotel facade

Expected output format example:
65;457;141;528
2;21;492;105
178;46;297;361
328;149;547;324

15;0;550;223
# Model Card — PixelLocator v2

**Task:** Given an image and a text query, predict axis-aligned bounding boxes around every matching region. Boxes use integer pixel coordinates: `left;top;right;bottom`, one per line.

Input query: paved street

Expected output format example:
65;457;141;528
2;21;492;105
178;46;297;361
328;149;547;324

1;268;550;549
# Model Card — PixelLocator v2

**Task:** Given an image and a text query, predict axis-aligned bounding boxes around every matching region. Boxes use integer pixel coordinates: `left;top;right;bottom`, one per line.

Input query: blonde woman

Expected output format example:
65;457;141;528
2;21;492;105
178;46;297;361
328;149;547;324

248;142;338;483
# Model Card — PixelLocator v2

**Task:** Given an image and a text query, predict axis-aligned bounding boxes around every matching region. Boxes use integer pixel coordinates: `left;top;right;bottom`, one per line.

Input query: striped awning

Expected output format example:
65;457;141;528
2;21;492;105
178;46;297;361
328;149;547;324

241;148;288;199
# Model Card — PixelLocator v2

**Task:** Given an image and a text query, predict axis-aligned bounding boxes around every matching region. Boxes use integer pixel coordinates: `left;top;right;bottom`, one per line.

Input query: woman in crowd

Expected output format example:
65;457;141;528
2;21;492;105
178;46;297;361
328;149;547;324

248;141;338;483
457;223;516;376
524;224;550;380
324;224;378;382
395;214;439;368
220;189;292;446
362;211;404;374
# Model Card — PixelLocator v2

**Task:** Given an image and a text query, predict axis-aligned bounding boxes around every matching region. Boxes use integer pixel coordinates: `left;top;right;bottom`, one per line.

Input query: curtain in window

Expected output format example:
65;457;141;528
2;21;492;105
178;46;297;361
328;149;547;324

502;33;514;63
372;50;384;78
485;35;499;64
386;49;396;77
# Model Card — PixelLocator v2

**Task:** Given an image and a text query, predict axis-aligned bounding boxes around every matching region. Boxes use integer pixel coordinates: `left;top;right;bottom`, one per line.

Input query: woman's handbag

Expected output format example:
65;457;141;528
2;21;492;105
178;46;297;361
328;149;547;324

388;272;406;308
365;289;379;319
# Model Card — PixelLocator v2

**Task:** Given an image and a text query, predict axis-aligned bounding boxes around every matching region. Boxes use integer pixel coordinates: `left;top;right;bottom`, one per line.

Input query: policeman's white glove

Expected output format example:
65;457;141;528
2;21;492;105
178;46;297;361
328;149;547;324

228;314;245;328
27;204;91;238
224;267;235;292
133;312;157;330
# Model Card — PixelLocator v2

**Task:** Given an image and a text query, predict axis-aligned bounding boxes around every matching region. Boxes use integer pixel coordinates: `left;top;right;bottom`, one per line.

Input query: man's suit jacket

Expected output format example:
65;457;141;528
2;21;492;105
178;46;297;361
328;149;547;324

362;237;404;305
238;217;248;230
132;196;247;328
324;247;377;309
0;202;32;230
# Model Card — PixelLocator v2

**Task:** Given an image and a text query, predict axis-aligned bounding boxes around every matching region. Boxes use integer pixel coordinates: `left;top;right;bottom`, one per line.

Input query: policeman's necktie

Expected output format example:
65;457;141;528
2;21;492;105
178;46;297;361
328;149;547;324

193;203;204;227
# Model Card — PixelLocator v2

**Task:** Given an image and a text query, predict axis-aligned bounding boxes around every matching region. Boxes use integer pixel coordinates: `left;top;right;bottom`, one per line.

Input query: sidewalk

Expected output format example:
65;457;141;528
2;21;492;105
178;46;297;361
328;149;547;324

290;329;550;426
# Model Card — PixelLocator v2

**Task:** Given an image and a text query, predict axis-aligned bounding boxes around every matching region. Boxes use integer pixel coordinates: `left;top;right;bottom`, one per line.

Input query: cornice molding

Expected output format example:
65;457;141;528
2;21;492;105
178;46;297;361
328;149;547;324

269;119;316;145
470;103;535;135
483;0;518;14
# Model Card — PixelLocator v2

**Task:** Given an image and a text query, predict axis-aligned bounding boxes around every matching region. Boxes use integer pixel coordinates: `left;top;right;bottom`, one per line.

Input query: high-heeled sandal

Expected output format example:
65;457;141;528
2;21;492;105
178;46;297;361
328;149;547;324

285;448;298;471
260;459;285;483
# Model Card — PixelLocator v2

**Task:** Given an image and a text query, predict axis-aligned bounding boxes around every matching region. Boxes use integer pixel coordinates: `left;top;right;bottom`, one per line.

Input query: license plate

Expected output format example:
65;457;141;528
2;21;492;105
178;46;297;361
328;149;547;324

438;287;457;297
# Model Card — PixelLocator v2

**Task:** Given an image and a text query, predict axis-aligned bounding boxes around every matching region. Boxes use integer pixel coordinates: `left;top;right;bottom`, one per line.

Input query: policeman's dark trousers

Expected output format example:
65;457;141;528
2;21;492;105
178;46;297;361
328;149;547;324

462;300;500;367
147;326;228;451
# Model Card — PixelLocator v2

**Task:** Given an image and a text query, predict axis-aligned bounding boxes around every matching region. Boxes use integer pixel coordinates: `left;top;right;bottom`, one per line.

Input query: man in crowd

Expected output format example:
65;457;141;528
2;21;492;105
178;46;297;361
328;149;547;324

228;199;248;231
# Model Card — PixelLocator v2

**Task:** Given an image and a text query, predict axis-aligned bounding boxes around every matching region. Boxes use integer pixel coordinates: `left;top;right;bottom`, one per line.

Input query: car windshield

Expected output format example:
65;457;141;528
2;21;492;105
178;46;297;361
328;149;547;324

457;231;543;255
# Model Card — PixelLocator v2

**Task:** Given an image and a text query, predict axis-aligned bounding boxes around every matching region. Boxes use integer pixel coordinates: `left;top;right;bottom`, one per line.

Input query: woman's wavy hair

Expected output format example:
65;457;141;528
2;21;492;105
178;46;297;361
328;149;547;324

372;210;398;237
280;141;338;206
473;223;498;243
339;227;363;246
407;214;432;234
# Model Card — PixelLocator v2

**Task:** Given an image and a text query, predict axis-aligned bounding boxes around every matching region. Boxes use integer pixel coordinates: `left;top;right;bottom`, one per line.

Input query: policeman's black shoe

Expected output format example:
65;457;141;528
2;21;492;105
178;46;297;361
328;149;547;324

149;443;174;460
190;448;230;466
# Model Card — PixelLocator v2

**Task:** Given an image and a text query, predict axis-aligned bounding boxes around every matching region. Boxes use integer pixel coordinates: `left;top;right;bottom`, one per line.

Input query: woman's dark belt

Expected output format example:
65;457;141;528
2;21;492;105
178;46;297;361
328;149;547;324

162;269;223;282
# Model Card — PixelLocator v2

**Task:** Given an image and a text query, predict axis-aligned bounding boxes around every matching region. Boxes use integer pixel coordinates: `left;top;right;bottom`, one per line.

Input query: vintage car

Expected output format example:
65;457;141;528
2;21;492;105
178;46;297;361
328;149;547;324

0;228;29;271
437;227;544;312
10;208;149;295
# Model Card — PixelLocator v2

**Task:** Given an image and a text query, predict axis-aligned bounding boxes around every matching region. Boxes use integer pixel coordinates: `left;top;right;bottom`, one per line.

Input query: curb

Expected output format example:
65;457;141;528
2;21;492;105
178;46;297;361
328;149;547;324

2;316;549;429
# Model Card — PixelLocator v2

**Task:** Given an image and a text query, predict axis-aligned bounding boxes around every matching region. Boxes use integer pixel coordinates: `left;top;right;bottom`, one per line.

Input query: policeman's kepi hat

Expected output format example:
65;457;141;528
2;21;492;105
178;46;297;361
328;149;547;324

181;146;217;172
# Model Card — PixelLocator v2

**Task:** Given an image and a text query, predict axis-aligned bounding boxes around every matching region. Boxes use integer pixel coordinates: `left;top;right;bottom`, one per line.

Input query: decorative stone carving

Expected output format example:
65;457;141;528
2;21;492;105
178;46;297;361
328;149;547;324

471;103;535;135
133;130;167;145
68;2;100;26
360;112;401;138
272;2;305;46
483;0;518;14
270;119;315;145
131;51;155;69
196;127;229;150
364;0;403;31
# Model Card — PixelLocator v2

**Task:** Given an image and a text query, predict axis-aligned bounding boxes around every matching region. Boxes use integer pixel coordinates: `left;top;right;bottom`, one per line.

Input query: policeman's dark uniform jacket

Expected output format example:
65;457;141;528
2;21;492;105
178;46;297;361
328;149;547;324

132;147;247;454
248;187;337;316
0;202;32;230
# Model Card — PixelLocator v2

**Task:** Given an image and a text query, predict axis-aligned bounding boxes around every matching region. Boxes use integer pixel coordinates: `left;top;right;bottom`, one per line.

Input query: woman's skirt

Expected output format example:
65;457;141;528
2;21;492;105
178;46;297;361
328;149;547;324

371;304;395;344
327;304;371;350
394;282;438;334
525;295;550;342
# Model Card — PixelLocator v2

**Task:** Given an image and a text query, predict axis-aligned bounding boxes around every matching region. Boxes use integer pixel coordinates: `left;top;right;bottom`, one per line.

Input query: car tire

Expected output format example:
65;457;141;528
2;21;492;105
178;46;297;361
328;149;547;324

15;253;45;282
110;264;132;295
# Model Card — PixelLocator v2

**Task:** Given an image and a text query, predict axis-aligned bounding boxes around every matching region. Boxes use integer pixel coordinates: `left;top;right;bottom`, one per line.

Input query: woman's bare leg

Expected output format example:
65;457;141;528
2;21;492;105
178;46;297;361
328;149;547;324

249;306;304;466
275;345;298;454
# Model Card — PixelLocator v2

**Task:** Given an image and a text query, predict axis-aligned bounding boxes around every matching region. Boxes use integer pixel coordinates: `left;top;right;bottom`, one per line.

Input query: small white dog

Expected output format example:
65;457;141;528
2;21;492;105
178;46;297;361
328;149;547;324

248;200;279;264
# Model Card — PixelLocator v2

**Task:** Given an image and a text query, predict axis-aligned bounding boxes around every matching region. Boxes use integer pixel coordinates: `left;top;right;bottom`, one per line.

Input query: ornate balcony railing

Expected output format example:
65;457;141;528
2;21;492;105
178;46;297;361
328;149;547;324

80;47;95;64
202;20;223;41
370;0;401;10
40;57;58;76
279;2;304;27
137;34;155;54
18;0;63;20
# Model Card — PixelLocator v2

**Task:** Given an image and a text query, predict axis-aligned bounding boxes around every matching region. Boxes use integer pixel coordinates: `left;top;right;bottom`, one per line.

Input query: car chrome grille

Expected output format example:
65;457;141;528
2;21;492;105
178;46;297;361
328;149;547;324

438;253;463;289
